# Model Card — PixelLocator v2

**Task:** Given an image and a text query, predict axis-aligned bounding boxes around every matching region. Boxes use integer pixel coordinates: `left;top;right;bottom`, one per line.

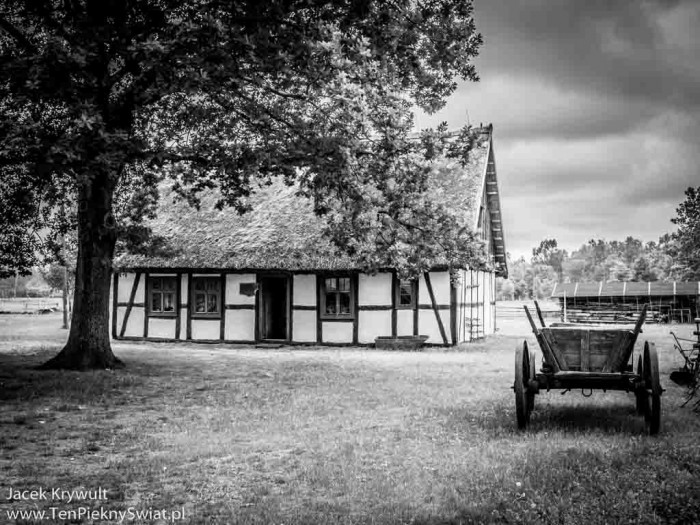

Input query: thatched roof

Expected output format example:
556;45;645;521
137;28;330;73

116;126;496;271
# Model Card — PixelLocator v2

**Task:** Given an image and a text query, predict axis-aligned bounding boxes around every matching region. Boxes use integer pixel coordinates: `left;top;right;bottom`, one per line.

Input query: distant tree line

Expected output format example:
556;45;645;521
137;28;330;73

497;187;700;300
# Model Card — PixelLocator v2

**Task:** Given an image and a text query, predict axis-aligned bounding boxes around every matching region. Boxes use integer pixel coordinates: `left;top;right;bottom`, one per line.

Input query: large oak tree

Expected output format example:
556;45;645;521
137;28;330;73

0;0;483;369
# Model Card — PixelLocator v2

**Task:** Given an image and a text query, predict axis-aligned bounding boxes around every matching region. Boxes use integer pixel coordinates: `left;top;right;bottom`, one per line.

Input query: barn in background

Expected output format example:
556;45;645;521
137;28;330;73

111;125;507;346
551;281;700;324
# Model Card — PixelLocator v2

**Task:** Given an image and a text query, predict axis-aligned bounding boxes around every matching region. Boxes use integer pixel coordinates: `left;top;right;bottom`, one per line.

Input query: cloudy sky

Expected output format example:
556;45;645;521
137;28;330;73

417;0;700;259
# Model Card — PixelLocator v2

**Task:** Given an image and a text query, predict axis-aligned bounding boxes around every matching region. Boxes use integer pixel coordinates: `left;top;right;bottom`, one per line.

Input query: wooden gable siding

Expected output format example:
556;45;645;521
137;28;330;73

481;145;507;277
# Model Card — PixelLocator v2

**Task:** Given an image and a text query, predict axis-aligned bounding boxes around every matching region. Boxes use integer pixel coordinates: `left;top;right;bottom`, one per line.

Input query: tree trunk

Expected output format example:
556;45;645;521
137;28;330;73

40;174;122;370
61;265;68;330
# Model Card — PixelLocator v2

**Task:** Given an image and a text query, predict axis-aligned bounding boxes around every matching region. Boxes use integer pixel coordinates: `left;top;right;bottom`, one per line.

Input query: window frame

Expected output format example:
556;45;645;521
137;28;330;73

190;276;222;319
320;275;355;320
147;276;178;317
395;277;417;310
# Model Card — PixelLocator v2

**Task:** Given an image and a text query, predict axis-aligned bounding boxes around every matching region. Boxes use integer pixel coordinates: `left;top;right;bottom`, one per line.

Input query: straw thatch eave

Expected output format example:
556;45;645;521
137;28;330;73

115;126;499;272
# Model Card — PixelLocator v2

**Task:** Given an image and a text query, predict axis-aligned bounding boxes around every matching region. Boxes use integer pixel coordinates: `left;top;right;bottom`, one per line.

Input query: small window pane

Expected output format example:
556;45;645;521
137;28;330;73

325;278;337;291
194;280;205;291
163;293;174;312
399;281;413;306
206;279;219;292
152;279;161;290
195;293;206;312
151;293;162;312
207;293;218;313
338;278;350;291
163;278;176;291
325;293;337;314
339;292;351;314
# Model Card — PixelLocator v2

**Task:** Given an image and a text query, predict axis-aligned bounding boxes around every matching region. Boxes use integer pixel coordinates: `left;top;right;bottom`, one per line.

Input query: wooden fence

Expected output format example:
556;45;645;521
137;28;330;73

496;302;561;320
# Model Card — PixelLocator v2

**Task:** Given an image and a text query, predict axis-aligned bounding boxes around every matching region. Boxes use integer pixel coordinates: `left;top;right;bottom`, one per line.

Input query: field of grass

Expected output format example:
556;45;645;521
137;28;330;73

1;313;699;524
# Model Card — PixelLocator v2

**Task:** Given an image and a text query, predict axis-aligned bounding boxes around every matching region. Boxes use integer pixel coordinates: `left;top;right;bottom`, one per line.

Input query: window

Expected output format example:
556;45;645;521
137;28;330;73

321;276;354;319
149;276;177;316
192;276;221;317
396;278;416;309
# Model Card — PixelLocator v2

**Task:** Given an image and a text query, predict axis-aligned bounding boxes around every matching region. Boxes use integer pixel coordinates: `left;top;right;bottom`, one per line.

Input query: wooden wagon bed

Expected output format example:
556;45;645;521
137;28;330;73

525;303;647;375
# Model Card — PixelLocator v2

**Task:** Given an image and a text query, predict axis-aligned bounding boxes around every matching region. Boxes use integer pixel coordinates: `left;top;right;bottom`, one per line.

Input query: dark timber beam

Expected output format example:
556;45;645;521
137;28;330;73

424;272;449;345
119;272;141;338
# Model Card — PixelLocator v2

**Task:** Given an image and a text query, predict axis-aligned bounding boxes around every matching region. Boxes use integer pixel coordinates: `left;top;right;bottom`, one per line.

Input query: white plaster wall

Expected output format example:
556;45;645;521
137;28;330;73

396;310;414;336
118;272;145;303
180;274;188;302
226;274;256;305
191;319;220;340
358;310;392;343
179;309;187;340
109;279;114;327
225;309;255;341
482;271;490;335
358;273;392;306
149;318;176;339
292;310;317;342
418;309;451;345
418;272;450;306
491;272;496;334
121;307;145;337
431;271;452;304
293;275;316;306
322;322;353;343
116;306;125;336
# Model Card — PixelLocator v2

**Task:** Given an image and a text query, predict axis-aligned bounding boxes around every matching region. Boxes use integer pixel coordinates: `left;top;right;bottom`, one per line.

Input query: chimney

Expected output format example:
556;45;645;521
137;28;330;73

478;123;492;140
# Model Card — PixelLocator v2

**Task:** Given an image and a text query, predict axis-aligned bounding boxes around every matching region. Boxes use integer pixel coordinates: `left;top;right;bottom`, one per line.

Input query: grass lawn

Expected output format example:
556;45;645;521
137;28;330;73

1;313;699;524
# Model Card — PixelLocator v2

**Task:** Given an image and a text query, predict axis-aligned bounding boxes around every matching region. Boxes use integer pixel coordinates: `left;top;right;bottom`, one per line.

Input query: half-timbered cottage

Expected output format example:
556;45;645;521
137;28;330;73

111;125;507;346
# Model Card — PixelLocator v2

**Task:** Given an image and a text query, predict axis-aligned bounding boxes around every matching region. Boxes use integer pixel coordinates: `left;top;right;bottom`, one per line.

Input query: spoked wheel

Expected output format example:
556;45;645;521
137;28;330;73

528;348;536;413
642;341;662;435
515;341;534;429
635;354;647;415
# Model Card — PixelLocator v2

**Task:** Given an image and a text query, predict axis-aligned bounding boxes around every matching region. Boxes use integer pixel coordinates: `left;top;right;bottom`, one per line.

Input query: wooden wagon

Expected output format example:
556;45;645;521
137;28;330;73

515;303;662;434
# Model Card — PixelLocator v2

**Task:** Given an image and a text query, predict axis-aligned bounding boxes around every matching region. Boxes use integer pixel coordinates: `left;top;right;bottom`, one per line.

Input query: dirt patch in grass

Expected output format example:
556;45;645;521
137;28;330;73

0;318;698;524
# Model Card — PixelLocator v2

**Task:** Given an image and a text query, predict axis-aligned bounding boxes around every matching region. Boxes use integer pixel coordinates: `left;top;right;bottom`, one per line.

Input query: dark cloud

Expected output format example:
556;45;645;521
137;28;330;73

475;0;700;111
416;0;700;256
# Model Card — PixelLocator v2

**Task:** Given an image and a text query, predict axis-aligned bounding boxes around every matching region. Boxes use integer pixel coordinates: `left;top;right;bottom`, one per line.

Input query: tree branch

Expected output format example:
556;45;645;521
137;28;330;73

0;16;36;53
239;75;306;101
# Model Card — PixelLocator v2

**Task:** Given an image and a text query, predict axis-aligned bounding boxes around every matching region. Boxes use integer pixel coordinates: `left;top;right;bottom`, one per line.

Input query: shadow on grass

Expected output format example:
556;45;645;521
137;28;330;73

436;394;650;438
0;347;151;406
528;399;649;435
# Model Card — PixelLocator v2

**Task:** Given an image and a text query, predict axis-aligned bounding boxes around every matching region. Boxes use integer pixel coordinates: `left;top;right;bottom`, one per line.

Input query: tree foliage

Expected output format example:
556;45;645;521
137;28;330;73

497;231;691;301
532;238;566;283
0;0;484;368
670;186;700;280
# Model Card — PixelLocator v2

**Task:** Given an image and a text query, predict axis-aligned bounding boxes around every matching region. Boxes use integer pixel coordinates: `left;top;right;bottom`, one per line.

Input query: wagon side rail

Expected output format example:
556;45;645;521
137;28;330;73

602;304;648;372
523;306;568;372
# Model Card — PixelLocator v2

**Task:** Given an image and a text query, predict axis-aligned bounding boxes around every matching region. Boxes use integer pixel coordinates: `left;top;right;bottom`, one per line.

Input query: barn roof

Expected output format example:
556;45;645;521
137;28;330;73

551;281;700;298
116;125;506;274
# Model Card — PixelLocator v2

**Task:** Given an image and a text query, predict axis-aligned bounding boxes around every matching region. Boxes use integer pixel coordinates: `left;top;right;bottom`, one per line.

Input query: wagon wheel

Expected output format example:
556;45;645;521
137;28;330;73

635;354;647;415
515;341;532;429
642;341;662;435
528;346;536;413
